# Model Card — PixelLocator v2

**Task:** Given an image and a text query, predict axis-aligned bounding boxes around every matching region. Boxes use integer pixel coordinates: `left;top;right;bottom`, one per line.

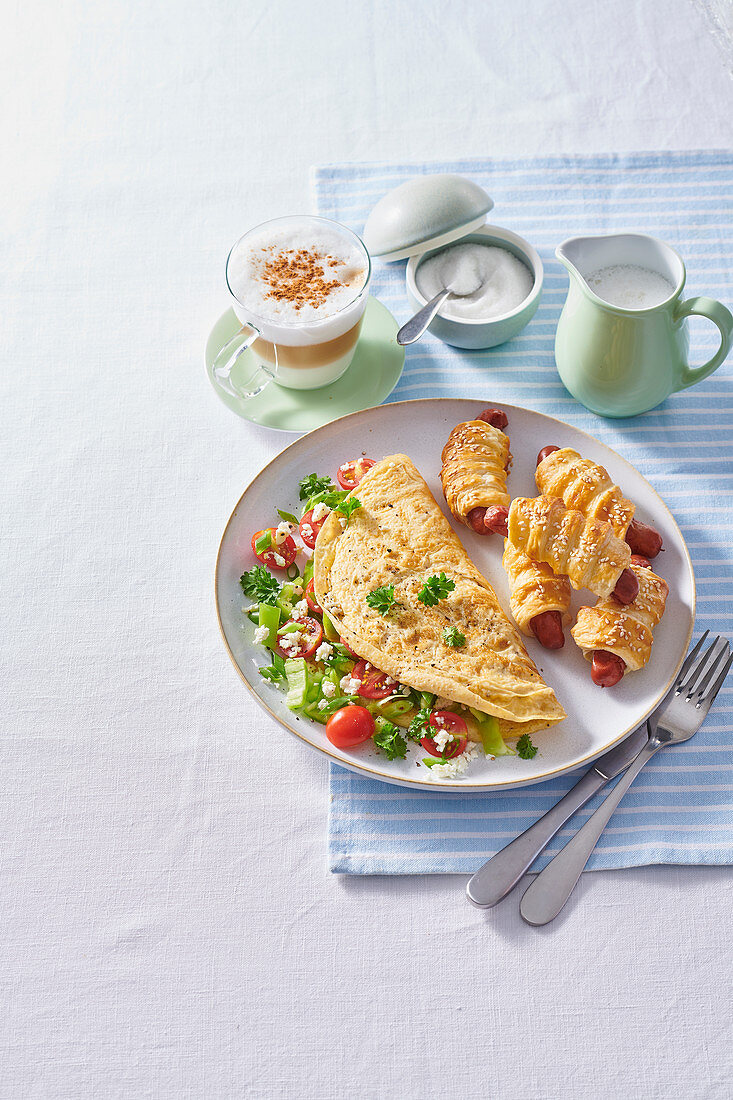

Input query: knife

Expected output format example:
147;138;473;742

465;722;651;909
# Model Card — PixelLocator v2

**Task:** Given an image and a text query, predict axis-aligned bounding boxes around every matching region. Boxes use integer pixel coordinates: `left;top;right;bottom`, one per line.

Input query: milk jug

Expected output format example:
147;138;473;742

554;233;732;417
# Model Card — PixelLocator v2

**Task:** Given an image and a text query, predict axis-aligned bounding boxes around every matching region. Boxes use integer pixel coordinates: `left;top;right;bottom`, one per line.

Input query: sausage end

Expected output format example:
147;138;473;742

530;610;565;649
591;650;626;687
482;505;509;537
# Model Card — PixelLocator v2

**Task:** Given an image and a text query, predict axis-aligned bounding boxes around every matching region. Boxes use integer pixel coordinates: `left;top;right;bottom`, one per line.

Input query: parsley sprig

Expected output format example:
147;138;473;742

417;573;456;607
442;626;466;647
373;720;408;761
299;473;334;501
240;566;281;605
516;733;538;760
333;496;361;525
298;473;355;520
366;584;399;616
407;707;432;743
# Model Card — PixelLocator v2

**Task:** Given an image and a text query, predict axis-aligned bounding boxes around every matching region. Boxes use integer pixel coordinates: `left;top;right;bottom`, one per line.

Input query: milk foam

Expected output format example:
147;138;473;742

586;264;674;309
227;221;368;339
416;243;534;320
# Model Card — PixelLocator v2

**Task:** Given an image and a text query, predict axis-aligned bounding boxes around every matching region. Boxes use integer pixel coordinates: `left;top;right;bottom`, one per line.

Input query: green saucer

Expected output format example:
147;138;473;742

205;296;405;432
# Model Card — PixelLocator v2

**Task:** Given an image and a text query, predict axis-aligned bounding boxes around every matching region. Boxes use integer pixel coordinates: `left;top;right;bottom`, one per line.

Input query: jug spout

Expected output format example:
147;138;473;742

555;233;685;296
555;236;589;287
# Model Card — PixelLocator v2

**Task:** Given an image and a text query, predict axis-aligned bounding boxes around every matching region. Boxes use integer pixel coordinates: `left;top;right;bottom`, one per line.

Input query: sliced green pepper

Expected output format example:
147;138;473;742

257;602;281;649
284;658;309;709
322;612;340;642
475;713;515;757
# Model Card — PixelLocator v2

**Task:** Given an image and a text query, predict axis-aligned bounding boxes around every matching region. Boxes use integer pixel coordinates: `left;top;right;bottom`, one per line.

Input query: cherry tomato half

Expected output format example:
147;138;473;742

304;579;322;615
273;615;324;661
421;711;469;759
326;705;375;748
299;508;329;550
352;659;395;700
251;528;297;570
336;457;376;491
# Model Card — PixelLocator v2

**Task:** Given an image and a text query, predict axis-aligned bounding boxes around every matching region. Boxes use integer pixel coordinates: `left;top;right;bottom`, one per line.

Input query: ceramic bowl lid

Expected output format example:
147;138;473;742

362;174;494;262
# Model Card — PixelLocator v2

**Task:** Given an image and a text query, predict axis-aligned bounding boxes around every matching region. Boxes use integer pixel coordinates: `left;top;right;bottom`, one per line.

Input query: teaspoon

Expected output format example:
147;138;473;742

396;276;483;346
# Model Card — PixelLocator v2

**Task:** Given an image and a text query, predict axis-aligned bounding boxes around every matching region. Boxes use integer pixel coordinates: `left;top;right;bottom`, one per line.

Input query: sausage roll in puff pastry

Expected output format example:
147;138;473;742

507;496;635;601
571;559;668;686
535;445;662;558
440;413;511;534
502;540;572;650
535;446;634;536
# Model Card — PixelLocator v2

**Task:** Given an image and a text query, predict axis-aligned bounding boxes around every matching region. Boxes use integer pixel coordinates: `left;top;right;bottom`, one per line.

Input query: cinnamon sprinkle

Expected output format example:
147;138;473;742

256;246;350;311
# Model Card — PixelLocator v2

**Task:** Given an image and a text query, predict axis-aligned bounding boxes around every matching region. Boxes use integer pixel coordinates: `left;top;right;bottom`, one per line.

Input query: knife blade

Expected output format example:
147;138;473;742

465;722;650;909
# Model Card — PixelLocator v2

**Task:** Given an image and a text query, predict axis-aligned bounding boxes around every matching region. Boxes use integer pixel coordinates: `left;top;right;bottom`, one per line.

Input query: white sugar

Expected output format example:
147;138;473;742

586;264;674;309
416;243;534;320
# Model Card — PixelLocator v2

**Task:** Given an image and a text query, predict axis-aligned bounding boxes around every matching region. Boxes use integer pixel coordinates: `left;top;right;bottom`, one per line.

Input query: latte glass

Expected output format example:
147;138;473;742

213;216;371;400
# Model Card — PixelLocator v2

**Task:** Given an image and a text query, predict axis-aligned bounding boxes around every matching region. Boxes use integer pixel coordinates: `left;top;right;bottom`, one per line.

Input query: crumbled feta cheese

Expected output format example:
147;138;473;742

274;522;293;545
384;676;395;685
431;727;454;752
279;635;301;656
321;680;336;698
315;642;333;663
253;625;270;645
424;744;479;781
317;699;329;711
291;600;309;621
340;674;362;695
311;502;330;522
401;685;411;696
291;584;303;596
272;553;286;568
300;524;314;541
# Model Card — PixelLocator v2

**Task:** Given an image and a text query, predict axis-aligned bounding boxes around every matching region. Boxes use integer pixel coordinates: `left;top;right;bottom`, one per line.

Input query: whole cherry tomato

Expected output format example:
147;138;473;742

326;705;375;748
251;528;297;570
273;615;324;661
336;458;375;491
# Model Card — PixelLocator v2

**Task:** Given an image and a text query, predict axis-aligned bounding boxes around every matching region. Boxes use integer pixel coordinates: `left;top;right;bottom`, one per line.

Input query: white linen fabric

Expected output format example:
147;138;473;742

2;1;732;1098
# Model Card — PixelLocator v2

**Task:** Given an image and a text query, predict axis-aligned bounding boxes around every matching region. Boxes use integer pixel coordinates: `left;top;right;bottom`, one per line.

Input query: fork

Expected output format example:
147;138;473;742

520;632;733;926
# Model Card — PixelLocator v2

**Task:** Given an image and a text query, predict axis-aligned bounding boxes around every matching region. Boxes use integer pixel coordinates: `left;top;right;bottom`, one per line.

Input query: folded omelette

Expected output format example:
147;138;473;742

314;454;565;737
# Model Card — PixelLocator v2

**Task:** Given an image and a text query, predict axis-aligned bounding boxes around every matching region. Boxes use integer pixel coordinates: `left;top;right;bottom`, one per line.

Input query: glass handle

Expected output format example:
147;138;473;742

213;323;273;400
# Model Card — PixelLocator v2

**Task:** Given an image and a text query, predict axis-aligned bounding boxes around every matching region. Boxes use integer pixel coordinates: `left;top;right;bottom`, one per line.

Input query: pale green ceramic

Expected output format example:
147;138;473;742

555;233;733;418
406;225;543;349
205;296;404;432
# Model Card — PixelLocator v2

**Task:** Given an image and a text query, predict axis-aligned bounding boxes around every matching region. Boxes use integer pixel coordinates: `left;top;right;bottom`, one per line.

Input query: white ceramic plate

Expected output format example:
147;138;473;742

216;399;695;792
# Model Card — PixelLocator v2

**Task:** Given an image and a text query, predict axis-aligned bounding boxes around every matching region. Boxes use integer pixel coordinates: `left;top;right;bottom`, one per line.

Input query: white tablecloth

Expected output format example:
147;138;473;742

3;2;732;1097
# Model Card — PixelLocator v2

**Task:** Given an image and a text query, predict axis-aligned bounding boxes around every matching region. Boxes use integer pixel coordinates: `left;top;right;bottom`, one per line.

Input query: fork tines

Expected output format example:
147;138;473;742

698;648;733;710
676;634;732;707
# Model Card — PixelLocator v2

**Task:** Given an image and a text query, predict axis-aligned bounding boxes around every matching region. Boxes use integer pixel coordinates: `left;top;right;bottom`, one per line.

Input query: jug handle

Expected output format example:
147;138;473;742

673;296;733;391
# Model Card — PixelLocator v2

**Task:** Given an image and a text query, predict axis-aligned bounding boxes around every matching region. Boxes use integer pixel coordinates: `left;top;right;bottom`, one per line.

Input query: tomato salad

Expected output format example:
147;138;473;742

241;464;535;778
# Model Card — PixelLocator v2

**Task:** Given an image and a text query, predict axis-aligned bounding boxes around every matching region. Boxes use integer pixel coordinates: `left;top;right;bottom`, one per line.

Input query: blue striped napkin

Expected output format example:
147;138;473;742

313;151;733;874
